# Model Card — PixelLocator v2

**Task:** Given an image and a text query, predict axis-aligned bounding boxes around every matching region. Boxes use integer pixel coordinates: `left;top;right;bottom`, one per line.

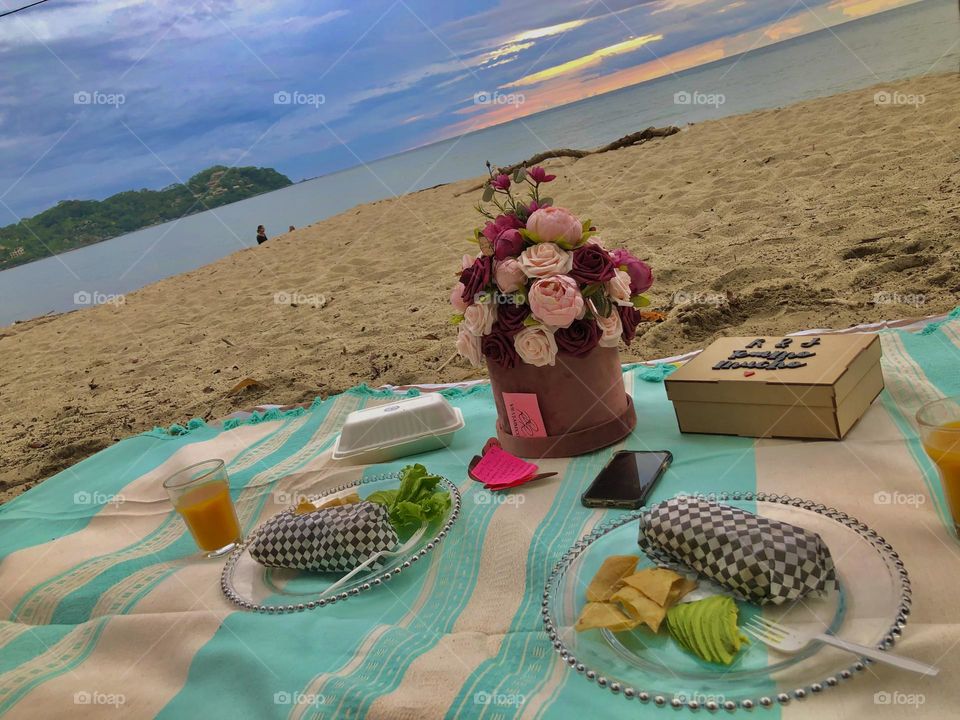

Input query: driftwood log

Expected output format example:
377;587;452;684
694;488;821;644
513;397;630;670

455;125;680;196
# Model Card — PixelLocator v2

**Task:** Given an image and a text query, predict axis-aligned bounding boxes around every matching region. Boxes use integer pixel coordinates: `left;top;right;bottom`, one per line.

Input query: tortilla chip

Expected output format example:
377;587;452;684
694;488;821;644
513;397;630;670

293;493;361;515
575;602;640;632
612;585;668;632
621;567;683;606
585;555;640;602
318;492;361;509
665;577;698;606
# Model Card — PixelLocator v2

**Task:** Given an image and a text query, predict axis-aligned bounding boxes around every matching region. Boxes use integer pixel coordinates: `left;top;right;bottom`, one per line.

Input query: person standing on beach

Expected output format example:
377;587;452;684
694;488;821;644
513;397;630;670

256;225;268;245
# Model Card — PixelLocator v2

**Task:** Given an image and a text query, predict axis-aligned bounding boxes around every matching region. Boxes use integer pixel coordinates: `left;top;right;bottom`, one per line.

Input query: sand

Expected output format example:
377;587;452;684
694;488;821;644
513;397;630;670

2;72;958;502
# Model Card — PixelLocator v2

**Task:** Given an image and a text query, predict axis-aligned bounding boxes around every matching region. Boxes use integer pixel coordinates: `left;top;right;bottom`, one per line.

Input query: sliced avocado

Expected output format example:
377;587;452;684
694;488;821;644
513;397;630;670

701;597;728;664
667;596;744;666
667;603;695;655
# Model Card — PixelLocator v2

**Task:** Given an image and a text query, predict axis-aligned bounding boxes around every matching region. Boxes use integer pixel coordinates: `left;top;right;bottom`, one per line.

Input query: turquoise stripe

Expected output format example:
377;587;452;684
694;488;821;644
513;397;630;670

447;369;771;719
0;434;180;558
160;391;498;719
881;321;960;534
9;405;327;627
293;398;502;717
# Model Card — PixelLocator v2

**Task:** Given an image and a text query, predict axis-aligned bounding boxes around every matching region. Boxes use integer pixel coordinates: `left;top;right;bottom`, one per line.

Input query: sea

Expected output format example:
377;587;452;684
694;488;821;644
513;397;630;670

1;0;957;327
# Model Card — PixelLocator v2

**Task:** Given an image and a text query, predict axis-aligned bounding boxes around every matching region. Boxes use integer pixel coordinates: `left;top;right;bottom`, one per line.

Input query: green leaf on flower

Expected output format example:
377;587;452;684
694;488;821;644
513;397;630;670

522;315;542;327
513;167;526;183
482;184;494;202
581;283;603;298
539;196;553;206
581;218;592;232
631;294;651;308
594;293;613;318
518;228;541;243
512;288;528;305
450;313;464;325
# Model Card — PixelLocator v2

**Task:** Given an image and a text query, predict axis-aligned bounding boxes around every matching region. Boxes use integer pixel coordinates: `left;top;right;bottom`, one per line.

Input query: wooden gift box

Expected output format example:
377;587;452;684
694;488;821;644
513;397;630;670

665;334;883;440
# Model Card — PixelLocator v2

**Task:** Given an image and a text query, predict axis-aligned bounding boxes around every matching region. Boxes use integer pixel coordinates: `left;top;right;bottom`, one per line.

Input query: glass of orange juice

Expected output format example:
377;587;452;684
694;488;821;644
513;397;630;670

917;396;960;537
163;459;242;557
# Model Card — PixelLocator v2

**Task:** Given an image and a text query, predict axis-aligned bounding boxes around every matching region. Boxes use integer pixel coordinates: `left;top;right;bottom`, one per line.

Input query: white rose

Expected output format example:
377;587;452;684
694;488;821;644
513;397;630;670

456;327;483;367
605;268;633;306
518;242;573;279
594;307;623;347
514;325;558;367
462;298;496;336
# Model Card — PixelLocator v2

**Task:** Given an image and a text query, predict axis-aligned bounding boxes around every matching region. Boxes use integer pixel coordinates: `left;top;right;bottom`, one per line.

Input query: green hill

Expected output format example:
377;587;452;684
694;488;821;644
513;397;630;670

0;165;293;270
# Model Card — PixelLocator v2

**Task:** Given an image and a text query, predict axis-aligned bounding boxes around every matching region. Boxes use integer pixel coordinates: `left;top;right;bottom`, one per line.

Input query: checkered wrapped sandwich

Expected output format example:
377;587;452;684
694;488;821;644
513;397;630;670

637;496;839;605
249;500;399;573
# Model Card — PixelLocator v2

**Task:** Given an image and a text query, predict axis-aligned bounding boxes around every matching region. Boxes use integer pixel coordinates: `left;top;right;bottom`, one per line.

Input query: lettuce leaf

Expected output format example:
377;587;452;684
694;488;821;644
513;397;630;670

366;463;451;533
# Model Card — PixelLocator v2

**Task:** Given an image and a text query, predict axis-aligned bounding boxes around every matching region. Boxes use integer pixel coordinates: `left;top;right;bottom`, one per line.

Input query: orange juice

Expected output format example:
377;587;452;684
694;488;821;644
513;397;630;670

921;420;960;529
176;481;241;552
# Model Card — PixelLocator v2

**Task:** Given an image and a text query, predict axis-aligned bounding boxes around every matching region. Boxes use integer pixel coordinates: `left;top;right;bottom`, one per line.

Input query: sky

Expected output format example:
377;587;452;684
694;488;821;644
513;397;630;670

0;0;922;219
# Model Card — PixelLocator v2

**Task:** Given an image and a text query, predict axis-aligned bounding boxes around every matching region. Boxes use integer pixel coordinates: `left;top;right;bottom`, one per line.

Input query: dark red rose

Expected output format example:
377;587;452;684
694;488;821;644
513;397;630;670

495;299;530;336
569;243;616;284
618;305;643;345
482;325;519;368
459;256;493;304
494;228;524;260
555;318;600;357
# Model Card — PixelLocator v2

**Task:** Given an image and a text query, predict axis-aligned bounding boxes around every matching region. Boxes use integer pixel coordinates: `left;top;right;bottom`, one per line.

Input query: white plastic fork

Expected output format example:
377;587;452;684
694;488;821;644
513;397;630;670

743;616;939;676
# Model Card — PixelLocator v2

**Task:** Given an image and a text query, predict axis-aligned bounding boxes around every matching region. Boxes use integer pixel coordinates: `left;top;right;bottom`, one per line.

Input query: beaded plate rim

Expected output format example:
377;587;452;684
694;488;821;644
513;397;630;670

541;491;912;712
220;471;462;613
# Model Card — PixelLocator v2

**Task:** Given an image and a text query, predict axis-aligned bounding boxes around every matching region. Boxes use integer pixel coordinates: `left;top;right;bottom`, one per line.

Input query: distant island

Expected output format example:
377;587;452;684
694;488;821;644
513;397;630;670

0;165;293;270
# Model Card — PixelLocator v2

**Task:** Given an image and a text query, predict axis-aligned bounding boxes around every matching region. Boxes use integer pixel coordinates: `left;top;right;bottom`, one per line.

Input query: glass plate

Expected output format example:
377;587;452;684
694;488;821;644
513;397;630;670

221;471;461;613
542;492;911;711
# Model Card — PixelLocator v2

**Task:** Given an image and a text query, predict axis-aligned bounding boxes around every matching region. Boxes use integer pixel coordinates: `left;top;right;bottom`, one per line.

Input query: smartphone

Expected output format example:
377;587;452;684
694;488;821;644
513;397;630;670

581;450;673;509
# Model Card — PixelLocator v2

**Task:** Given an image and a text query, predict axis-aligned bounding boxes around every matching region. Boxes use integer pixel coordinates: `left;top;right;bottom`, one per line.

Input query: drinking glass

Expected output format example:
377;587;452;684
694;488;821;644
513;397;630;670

916;396;960;537
163;459;242;557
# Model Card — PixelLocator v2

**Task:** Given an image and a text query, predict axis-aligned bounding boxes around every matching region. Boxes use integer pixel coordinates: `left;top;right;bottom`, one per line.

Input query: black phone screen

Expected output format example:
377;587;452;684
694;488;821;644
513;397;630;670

581;451;671;507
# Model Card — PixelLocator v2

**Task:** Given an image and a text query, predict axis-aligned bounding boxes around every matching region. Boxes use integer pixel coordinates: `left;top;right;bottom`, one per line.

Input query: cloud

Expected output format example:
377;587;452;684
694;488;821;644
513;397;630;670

504;34;666;88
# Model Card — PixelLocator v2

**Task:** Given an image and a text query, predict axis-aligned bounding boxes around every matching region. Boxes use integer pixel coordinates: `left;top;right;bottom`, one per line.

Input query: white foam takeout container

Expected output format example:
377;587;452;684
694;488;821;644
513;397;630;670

331;394;464;464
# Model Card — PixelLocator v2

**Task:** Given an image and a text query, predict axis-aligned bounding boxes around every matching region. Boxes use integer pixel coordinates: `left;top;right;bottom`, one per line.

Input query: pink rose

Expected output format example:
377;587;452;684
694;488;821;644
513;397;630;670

526;206;582;247
518;242;573;279
594;308;623;348
450;282;468;313
462;298;496;336
456;327;483;367
528;275;584;328
514;325;558;367
605;268;633;306
610;249;654;294
495;257;526;293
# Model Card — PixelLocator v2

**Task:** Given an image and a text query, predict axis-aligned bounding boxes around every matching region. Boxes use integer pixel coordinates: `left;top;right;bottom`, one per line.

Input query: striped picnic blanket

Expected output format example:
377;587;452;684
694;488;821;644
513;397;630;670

1;309;958;719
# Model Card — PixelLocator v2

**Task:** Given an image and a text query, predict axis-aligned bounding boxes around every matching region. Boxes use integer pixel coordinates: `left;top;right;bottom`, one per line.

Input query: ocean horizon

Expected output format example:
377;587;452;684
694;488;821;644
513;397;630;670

1;0;956;327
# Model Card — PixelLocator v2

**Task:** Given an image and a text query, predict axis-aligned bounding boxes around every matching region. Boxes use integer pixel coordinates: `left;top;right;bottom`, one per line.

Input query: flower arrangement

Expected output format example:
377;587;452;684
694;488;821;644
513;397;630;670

452;164;654;369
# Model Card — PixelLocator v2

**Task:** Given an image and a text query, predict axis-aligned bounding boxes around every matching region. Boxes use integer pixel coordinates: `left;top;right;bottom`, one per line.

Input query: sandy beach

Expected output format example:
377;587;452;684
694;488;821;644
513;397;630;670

1;72;957;502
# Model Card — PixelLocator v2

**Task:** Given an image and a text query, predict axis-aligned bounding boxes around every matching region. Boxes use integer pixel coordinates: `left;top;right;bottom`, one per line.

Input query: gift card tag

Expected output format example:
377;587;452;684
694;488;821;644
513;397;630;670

471;446;538;487
502;392;547;438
